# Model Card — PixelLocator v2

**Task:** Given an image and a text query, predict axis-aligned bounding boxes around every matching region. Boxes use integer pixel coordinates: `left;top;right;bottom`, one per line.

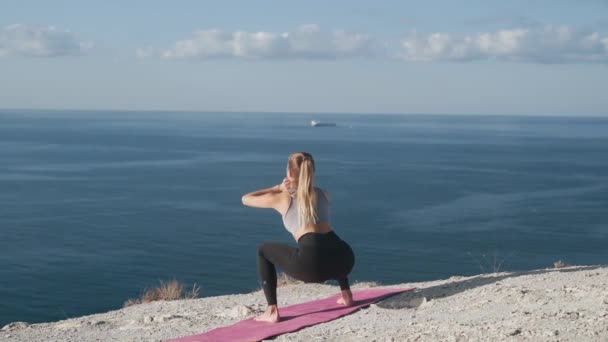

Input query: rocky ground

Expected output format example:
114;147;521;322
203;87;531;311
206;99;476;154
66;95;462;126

2;265;607;341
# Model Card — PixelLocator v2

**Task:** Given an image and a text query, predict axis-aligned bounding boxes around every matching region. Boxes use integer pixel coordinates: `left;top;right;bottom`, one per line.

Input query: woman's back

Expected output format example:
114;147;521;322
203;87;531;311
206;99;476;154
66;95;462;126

282;186;330;236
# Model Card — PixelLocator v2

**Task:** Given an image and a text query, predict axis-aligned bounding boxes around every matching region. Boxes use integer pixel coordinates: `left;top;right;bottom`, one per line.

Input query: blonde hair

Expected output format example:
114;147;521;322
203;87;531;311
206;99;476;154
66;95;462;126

287;152;318;226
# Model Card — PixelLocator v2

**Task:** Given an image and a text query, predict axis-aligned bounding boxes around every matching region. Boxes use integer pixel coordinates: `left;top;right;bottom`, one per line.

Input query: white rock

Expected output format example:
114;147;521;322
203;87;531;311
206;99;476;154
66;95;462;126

228;305;254;318
143;316;153;324
1;322;29;331
543;330;559;337
507;328;522;336
419;297;431;308
55;320;81;330
157;314;182;322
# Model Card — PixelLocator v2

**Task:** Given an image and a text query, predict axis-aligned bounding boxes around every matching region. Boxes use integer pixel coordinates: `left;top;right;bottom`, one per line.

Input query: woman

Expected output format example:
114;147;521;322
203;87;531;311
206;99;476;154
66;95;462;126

241;152;356;323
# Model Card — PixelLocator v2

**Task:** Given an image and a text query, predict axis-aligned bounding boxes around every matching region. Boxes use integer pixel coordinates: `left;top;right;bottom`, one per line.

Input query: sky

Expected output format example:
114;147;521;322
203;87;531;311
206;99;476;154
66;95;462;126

1;0;607;115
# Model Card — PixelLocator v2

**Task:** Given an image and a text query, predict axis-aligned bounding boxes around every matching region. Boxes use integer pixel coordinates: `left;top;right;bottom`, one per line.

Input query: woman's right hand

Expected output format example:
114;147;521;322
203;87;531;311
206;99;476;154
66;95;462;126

280;177;296;195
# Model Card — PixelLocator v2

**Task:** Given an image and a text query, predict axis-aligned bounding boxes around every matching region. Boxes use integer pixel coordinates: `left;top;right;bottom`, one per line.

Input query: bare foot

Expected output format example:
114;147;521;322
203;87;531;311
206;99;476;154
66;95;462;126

336;289;354;306
254;305;280;323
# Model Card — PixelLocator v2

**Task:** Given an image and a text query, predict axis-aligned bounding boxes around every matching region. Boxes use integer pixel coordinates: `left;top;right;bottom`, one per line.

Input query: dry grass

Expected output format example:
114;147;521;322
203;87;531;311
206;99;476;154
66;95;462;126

466;251;510;273
123;279;201;308
553;260;570;269
277;272;303;287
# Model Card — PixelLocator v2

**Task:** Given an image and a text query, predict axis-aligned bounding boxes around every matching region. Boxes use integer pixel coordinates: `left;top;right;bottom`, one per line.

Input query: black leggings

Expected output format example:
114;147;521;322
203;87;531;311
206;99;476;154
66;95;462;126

257;231;355;305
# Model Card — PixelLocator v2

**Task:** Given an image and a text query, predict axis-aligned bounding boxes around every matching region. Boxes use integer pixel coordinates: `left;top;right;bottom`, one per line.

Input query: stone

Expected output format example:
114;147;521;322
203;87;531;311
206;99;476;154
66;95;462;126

143;316;153;324
508;328;522;336
419;297;431;308
54;321;81;330
402;297;427;309
1;322;29;331
228;305;254;318
89;320;106;326
157;314;182;322
543;330;559;337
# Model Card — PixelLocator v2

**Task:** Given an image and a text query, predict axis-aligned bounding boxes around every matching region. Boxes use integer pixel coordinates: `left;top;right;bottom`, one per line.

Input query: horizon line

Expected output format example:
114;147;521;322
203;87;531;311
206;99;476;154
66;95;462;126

1;107;607;119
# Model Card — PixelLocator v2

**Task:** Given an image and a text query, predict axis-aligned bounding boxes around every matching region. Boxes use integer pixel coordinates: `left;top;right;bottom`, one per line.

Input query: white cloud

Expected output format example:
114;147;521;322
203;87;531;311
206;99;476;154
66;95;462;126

0;24;92;57
151;25;379;60
136;47;156;58
400;25;608;63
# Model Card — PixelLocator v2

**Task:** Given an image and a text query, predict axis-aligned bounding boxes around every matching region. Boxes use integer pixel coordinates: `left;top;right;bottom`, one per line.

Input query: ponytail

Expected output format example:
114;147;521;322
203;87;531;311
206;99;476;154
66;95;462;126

288;152;318;226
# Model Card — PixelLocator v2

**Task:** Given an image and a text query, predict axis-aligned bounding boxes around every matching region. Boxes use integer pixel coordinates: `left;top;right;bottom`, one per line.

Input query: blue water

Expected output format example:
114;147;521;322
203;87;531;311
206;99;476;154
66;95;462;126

1;110;607;326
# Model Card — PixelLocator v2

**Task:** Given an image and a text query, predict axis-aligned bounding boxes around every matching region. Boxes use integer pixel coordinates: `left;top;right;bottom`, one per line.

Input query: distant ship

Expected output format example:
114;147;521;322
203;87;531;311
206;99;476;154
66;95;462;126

310;120;337;127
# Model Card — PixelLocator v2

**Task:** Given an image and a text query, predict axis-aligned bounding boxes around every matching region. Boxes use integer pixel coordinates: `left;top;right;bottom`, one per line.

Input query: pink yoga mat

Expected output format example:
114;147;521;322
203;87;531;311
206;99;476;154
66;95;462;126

168;287;414;342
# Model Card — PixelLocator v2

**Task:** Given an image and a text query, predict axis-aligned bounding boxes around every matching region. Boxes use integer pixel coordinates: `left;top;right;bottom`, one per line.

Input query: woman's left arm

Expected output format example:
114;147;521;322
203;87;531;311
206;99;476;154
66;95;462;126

241;184;283;209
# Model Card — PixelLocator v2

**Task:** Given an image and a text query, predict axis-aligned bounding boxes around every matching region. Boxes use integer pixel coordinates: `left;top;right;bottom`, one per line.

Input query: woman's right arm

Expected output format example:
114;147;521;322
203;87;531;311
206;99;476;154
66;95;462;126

241;185;282;209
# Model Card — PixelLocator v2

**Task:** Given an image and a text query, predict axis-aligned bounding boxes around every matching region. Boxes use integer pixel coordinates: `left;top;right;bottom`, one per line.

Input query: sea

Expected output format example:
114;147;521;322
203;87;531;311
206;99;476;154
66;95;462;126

1;110;607;327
